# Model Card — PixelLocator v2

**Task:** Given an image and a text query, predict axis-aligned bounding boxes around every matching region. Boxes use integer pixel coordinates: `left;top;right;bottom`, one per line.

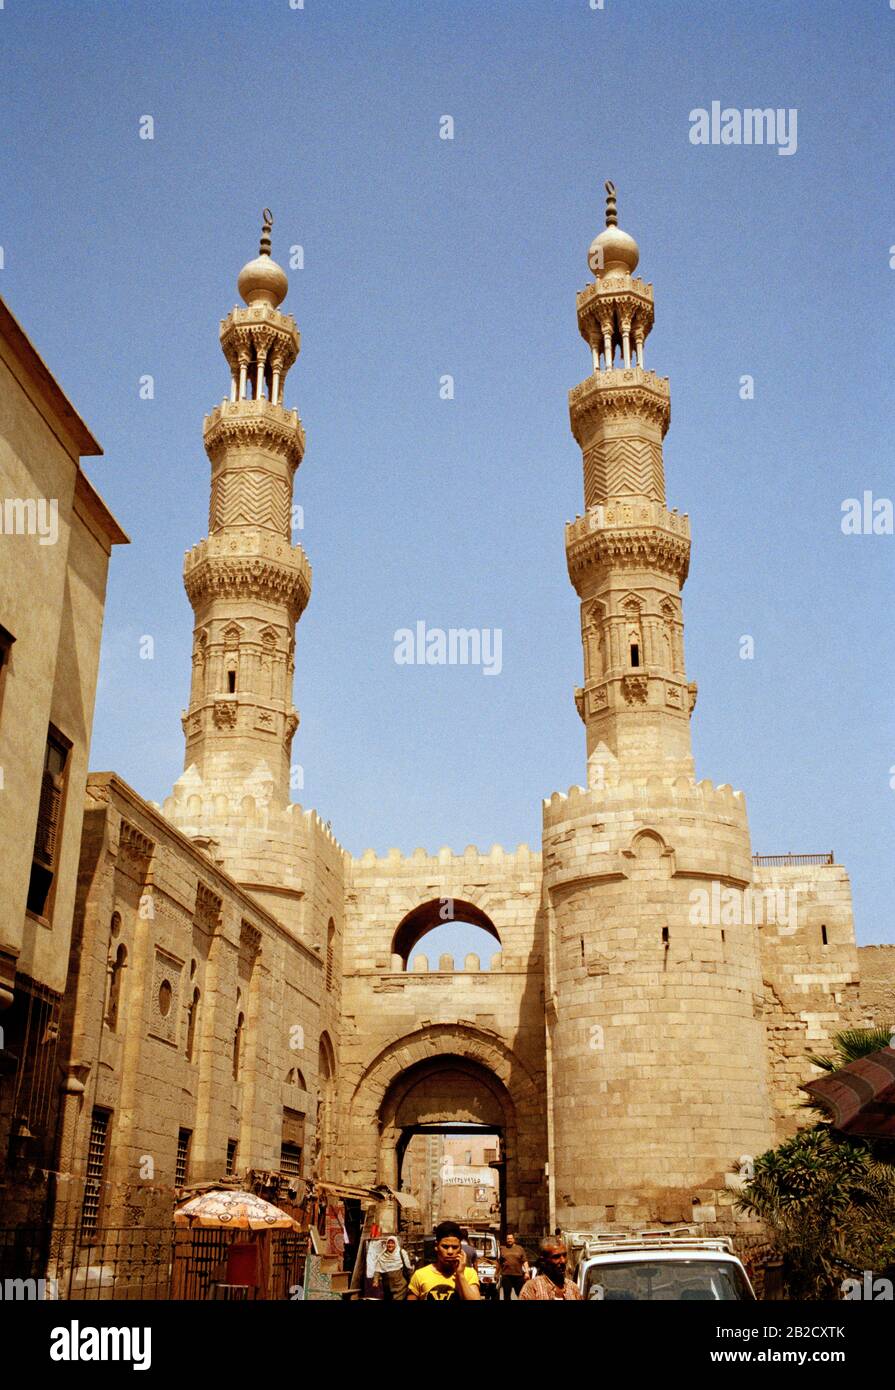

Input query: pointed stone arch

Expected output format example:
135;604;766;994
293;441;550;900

344;1023;546;1232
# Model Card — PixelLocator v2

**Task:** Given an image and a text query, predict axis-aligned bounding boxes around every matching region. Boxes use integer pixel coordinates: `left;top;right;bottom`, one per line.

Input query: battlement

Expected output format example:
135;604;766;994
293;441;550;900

542;776;747;831
163;771;348;861
350;842;541;872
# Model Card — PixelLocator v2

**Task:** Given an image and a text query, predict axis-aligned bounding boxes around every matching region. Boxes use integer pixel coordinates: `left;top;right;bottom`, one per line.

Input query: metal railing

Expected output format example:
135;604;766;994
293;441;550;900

752;852;834;868
0;1223;306;1301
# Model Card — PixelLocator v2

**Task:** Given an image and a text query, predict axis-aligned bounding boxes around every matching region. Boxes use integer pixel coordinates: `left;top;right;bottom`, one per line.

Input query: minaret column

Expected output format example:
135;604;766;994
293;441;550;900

180;211;310;808
568;183;693;778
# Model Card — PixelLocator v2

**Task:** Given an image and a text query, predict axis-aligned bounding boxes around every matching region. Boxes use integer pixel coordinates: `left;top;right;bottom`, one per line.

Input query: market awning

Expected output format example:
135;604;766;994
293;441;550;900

801;1046;895;1138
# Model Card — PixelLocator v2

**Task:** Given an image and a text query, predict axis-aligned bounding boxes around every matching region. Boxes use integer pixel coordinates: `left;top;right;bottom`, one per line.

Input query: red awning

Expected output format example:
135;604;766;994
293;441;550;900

801;1046;895;1138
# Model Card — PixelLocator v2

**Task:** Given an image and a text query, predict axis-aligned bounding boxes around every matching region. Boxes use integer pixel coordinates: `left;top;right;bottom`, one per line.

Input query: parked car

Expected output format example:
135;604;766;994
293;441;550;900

572;1229;756;1301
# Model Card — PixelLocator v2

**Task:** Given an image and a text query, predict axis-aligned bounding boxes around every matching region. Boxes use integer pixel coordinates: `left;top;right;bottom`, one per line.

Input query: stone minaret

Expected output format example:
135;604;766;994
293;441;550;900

543;185;773;1232
568;182;695;782
180;212;309;808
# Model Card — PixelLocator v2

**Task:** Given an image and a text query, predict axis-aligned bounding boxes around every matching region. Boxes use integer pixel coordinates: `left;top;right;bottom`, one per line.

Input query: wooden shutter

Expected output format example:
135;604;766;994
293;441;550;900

34;769;63;865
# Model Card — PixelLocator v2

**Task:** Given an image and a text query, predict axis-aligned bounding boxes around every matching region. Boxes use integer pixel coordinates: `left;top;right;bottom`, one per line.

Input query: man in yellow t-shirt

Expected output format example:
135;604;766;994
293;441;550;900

407;1221;481;1301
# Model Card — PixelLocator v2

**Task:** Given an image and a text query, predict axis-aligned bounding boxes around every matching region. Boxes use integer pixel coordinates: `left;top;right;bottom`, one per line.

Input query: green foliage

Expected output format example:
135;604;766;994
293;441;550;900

737;1127;895;1299
805;1025;894;1074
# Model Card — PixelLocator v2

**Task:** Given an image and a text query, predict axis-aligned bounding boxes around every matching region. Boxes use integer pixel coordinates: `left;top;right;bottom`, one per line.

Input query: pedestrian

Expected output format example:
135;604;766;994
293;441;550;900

460;1228;479;1270
407;1221;482;1301
371;1236;412;1301
518;1236;582;1300
498;1231;530;1300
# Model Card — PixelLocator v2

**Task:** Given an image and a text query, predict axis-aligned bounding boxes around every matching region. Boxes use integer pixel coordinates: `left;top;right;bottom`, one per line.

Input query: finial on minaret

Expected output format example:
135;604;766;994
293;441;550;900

587;179;639;278
260;208;273;257
238;208;288;308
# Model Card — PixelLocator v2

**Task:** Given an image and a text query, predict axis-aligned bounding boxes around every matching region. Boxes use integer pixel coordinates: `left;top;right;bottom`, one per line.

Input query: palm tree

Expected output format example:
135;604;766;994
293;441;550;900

805;1024;893;1074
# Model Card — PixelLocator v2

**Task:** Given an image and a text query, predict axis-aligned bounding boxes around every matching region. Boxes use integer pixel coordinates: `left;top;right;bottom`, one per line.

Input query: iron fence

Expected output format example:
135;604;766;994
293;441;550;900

0;1224;306;1301
752;853;834;868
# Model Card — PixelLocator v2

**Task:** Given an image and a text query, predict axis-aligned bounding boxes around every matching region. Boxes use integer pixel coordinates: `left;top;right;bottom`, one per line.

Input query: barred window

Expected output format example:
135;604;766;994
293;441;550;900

226;1139;238;1176
81;1109;110;1239
279;1142;302;1177
176;1128;192;1188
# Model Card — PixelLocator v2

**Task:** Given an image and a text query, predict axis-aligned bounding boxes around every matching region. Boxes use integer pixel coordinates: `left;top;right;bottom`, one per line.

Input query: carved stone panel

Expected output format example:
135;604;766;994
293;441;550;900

149;949;184;1046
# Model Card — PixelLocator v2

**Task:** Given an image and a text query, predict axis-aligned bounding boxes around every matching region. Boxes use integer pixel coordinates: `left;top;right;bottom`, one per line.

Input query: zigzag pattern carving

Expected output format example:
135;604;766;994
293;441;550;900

584;439;665;507
210;470;289;535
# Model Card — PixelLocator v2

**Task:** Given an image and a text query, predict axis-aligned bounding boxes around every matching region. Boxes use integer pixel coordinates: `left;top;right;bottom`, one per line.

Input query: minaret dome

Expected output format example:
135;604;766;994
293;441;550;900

237;208;289;308
588;181;640;278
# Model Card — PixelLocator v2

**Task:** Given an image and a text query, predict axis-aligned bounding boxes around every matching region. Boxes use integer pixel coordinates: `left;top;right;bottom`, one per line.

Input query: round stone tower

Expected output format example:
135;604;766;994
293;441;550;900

544;185;773;1231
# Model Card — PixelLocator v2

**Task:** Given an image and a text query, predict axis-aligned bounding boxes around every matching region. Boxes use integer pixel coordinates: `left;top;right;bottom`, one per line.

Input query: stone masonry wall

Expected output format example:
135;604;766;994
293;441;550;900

755;863;862;1142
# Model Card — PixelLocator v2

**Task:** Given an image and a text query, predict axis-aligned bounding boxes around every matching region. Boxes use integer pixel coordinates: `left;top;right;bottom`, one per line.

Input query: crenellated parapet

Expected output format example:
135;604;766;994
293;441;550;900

542;775;748;832
352;842;541;872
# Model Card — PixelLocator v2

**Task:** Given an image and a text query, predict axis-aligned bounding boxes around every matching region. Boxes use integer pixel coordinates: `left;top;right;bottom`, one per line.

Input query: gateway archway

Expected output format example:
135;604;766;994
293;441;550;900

399;1122;504;1235
346;1025;546;1236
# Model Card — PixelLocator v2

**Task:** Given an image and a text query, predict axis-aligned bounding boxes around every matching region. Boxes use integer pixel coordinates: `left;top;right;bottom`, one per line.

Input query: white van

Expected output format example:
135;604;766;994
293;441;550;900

572;1229;756;1302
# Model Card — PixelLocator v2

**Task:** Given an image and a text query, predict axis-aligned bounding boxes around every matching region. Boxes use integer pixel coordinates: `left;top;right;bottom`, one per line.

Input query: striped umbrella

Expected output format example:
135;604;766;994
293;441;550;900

174;1188;300;1230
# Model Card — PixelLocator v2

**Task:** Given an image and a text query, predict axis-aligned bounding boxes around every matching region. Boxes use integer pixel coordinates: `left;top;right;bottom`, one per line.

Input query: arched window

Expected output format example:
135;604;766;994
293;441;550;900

186;988;201;1062
106;942;127;1031
315;1033;336;1178
392;899;501;973
233;991;245;1081
325;919;335;991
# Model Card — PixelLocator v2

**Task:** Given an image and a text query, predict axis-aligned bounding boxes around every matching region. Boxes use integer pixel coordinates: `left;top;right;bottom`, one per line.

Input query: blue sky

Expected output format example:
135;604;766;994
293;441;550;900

1;0;892;950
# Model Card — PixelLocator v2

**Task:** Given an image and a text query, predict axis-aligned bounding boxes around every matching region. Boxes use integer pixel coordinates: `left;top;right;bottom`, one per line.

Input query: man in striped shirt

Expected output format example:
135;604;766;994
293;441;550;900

519;1237;582;1300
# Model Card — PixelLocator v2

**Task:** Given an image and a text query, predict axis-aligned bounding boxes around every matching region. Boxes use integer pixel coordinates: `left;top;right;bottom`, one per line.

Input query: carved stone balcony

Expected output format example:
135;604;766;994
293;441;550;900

203;399;306;471
183;528;312;620
565;498;691;588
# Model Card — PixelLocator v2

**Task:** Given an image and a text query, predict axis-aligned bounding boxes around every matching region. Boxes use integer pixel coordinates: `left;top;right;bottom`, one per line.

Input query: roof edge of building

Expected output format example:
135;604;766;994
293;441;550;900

0;294;102;457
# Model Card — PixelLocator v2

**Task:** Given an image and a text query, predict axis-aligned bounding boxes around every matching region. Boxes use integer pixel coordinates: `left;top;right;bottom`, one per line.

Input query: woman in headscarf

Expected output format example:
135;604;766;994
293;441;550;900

371;1236;412;1301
